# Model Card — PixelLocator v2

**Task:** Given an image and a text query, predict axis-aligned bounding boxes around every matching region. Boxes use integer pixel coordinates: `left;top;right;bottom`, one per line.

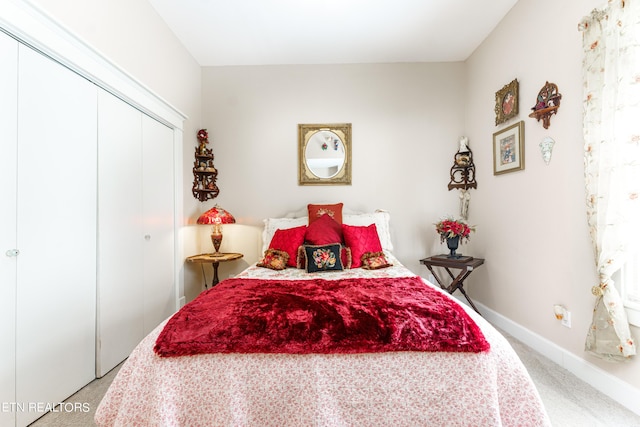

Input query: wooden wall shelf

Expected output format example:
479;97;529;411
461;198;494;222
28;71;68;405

448;149;477;191
192;147;219;202
529;82;562;129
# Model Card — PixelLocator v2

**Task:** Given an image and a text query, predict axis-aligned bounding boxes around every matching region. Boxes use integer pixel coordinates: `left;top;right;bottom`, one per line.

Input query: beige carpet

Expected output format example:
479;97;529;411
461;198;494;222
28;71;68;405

502;330;640;427
30;332;640;426
28;363;121;427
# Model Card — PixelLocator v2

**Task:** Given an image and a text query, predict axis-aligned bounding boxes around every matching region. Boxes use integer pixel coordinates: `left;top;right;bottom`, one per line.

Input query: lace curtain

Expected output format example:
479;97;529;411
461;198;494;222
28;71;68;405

579;0;639;361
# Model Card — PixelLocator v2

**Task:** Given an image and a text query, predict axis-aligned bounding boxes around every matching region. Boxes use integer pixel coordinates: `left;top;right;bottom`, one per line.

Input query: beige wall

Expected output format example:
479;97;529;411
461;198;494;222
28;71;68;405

465;0;640;393
198;62;467;298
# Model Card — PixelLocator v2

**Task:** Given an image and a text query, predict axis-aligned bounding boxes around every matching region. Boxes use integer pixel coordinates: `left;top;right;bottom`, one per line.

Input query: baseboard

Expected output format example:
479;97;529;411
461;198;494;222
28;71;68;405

476;301;640;417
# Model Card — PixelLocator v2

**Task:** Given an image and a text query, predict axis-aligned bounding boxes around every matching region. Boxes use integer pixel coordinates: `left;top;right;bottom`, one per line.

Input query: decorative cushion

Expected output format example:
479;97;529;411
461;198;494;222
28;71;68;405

262;217;308;253
297;245;352;270
305;213;343;245
303;244;344;273
308;203;343;224
343;210;393;251
341;246;353;269
268;225;307;267
342;223;383;268
256;249;289;270
361;251;393;270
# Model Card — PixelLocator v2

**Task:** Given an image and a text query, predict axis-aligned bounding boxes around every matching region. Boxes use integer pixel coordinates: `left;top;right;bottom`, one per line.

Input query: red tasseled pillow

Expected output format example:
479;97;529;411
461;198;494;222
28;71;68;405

257;249;290;270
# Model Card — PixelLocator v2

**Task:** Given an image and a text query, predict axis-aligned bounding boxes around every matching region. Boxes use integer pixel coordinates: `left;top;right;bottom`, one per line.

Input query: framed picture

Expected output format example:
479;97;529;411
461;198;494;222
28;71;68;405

493;121;525;175
495;79;519;125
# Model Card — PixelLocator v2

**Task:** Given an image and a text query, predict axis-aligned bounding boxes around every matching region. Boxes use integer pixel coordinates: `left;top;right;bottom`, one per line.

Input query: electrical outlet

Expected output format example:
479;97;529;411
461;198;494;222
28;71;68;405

561;310;572;328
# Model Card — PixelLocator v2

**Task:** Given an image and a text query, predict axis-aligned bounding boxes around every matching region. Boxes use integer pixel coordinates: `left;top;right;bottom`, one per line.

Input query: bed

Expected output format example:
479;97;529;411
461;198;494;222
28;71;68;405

95;205;550;427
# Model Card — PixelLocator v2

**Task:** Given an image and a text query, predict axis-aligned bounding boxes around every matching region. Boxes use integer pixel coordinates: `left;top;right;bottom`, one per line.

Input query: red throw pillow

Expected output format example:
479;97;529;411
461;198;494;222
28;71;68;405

268;225;307;267
342;223;383;268
305;213;343;245
308;203;343;224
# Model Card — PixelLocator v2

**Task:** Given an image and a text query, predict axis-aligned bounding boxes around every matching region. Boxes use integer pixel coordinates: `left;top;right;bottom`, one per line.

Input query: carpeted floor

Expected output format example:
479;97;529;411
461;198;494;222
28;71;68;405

30;331;640;426
502;330;640;427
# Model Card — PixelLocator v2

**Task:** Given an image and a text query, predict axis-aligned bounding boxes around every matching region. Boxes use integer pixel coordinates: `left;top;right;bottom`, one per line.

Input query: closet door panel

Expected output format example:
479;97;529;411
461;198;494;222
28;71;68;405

142;116;176;334
15;45;97;426
0;32;18;427
96;90;144;377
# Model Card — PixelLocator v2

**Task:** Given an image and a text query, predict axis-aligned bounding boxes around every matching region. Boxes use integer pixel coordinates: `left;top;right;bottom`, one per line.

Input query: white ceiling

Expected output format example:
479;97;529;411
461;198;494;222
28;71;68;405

148;0;518;67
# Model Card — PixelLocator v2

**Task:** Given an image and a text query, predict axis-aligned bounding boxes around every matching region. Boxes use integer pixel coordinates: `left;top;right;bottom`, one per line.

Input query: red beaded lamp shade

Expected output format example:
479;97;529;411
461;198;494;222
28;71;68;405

197;205;236;255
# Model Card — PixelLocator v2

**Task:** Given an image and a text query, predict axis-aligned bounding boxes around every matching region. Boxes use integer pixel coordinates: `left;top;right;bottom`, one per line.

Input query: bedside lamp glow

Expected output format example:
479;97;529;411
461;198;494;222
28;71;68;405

197;205;236;256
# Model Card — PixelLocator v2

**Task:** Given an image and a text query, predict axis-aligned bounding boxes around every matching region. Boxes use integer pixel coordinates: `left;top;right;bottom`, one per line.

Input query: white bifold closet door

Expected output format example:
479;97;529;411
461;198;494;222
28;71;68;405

0;28;19;427
97;91;175;377
96;90;145;376
0;40;98;427
141;113;176;335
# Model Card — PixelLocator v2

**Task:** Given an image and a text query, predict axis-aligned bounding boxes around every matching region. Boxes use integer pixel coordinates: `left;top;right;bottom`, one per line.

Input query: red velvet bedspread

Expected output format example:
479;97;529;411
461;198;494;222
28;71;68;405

154;276;489;357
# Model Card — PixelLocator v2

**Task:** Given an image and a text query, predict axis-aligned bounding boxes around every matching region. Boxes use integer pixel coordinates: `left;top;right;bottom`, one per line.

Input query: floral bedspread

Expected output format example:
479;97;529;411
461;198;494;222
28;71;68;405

95;260;550;427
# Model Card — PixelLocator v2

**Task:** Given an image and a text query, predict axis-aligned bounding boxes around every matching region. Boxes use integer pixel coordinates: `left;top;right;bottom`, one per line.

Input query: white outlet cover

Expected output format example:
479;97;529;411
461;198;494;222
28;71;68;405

561;311;572;328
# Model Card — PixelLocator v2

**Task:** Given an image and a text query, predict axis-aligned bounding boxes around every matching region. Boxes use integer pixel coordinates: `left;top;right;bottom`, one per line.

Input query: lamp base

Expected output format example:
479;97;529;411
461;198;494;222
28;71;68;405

211;233;223;255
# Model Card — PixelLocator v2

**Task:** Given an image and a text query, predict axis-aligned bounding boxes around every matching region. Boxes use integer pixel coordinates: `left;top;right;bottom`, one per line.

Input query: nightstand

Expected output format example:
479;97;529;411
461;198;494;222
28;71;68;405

419;256;485;314
186;252;243;288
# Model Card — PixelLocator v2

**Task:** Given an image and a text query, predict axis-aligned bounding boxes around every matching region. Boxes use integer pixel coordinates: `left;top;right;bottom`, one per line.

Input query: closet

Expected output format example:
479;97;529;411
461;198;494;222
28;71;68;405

0;7;183;425
0;34;98;427
96;90;176;377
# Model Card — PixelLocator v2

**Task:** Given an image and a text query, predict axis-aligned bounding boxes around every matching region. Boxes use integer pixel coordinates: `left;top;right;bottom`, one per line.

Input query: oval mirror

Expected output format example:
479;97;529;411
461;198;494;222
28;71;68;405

298;123;352;185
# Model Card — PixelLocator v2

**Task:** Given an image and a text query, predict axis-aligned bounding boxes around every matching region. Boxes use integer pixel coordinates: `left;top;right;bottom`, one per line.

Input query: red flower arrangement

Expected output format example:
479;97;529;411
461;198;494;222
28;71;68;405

197;129;209;142
435;217;474;243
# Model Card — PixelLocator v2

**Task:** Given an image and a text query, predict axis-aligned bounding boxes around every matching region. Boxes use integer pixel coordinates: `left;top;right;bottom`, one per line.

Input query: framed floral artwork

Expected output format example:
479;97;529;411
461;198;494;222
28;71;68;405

495;79;519;125
493;121;525;175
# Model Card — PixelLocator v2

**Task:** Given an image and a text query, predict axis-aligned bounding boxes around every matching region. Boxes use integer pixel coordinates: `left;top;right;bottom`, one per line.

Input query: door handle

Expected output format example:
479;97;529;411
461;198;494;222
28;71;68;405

5;249;19;257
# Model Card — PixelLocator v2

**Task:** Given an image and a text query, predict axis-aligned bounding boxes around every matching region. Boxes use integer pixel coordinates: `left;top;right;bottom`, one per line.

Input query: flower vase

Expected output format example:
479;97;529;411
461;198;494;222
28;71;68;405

446;236;461;258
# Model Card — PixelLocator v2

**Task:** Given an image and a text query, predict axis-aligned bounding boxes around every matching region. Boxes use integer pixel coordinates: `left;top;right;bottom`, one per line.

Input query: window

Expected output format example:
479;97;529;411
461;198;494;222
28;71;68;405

580;0;639;358
620;257;640;327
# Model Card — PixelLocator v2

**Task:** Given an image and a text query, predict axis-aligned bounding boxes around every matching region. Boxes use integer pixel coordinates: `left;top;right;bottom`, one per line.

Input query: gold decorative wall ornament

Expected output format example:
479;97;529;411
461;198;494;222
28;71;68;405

495;79;519;125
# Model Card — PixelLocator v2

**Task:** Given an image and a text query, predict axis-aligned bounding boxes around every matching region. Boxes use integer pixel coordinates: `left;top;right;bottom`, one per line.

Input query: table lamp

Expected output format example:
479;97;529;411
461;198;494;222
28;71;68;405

197;205;236;256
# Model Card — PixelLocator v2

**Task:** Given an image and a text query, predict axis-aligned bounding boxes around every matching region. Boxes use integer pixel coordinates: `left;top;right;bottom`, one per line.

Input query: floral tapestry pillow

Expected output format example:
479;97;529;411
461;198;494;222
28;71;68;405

341;223;383;268
297;245;352;270
268;225;307;267
303;244;344;273
257;249;289;270
308;203;343;225
361;251;392;270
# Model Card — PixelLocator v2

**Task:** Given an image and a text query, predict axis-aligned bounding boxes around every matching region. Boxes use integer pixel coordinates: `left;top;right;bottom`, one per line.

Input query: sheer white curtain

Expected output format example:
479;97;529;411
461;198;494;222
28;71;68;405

579;0;639;361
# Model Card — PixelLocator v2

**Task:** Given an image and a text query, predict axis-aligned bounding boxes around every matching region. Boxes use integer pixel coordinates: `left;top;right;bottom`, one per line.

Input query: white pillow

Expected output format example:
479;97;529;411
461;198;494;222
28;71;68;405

261;216;308;253
342;210;393;251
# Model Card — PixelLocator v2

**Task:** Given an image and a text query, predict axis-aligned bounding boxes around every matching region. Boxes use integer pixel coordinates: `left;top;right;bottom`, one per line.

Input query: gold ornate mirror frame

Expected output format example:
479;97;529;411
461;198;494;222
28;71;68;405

298;123;352;185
